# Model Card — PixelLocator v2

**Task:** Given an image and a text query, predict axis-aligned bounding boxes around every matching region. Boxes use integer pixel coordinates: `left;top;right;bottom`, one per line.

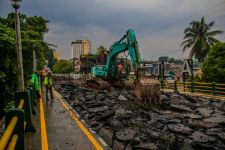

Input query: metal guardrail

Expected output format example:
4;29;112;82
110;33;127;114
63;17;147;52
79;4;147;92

0;86;37;150
53;73;84;80
161;80;225;96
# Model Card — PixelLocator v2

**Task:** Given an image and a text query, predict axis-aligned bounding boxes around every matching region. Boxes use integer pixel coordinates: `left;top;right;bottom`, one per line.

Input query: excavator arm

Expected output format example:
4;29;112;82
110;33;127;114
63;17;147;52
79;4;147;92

104;29;141;79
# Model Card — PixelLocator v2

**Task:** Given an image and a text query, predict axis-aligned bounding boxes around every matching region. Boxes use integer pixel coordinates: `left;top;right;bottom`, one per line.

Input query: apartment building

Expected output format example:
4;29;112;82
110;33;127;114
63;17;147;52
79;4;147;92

71;39;91;59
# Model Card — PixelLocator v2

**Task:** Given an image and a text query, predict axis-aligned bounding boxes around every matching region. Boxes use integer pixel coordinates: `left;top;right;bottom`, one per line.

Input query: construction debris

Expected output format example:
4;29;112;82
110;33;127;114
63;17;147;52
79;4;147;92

55;82;225;150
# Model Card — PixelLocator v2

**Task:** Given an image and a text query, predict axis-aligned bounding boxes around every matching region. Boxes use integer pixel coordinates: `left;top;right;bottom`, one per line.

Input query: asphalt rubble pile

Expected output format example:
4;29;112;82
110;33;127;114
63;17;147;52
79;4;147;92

55;83;225;150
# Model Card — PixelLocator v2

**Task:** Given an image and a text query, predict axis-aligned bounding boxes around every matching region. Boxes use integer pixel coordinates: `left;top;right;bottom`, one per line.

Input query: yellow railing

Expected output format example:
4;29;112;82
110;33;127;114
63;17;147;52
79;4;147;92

7;134;18;150
0;88;36;150
0;99;23;150
162;80;225;97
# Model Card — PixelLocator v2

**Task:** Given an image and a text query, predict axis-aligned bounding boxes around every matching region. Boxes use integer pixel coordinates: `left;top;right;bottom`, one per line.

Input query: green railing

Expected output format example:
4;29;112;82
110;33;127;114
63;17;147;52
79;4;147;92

161;80;225;97
0;85;37;150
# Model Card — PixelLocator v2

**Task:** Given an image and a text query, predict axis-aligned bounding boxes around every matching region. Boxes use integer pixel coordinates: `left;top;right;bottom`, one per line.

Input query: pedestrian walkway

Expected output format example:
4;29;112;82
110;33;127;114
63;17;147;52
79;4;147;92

24;85;105;150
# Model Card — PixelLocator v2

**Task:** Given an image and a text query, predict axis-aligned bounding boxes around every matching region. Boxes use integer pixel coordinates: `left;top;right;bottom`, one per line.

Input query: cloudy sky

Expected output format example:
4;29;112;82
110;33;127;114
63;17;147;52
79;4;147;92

1;0;225;60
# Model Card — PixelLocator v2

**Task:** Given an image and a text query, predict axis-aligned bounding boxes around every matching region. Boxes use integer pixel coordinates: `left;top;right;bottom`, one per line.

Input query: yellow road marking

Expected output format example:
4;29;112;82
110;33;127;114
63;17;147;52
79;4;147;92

54;90;104;150
39;91;49;150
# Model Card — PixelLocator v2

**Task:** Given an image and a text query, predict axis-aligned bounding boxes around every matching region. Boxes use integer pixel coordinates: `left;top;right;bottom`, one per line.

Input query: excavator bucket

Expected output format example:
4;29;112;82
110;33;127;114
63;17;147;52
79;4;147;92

134;78;161;105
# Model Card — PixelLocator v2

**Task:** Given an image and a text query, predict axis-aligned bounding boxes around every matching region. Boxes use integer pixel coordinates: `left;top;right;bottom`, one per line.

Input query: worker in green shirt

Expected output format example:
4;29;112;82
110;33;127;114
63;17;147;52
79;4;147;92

44;71;53;101
31;70;40;98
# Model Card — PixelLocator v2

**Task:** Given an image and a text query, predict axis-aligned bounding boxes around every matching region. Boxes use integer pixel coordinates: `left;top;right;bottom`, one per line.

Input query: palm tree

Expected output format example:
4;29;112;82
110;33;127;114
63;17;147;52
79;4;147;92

181;17;223;62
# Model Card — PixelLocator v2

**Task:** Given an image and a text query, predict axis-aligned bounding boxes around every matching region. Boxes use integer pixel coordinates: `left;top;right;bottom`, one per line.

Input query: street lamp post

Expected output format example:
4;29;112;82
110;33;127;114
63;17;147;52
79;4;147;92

10;0;24;91
32;44;36;72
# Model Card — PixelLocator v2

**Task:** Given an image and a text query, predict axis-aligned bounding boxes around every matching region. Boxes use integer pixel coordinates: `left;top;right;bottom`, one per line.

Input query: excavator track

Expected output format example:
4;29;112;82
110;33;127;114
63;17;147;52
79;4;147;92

134;78;161;105
109;80;134;90
86;79;110;90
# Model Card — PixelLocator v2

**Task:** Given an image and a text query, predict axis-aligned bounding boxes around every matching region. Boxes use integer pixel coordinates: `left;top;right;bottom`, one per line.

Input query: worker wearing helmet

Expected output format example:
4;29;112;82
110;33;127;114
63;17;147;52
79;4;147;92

44;71;53;101
40;69;46;86
31;70;40;98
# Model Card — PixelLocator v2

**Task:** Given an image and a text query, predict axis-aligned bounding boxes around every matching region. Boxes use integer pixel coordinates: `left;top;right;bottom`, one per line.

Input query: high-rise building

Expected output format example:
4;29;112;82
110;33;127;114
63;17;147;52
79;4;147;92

71;39;91;59
53;50;61;60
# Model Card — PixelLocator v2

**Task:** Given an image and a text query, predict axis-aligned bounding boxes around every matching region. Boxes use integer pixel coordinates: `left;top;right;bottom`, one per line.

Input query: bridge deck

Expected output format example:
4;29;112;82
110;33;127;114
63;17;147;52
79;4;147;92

25;86;103;150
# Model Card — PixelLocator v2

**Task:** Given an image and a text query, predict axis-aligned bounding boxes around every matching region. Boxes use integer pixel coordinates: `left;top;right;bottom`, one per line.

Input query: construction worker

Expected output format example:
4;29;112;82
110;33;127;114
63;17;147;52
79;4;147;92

40;68;46;86
44;71;53;101
116;63;124;80
31;70;40;98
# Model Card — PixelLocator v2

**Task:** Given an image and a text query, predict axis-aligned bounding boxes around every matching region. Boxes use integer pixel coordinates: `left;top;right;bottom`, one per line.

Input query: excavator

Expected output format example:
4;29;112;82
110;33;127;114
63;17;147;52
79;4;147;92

87;29;161;104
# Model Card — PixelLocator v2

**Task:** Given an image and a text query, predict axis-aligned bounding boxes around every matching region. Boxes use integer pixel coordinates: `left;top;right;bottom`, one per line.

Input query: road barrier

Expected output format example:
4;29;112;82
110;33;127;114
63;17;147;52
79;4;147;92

161;80;225;96
0;87;36;150
53;73;84;79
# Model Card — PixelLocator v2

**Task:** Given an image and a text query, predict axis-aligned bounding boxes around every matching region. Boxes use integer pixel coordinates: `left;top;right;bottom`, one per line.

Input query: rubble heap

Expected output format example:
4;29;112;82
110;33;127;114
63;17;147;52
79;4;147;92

55;83;225;150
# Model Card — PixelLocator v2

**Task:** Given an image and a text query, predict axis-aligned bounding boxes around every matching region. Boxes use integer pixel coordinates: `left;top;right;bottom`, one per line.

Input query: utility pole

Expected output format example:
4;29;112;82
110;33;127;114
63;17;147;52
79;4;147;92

11;0;24;91
33;45;36;72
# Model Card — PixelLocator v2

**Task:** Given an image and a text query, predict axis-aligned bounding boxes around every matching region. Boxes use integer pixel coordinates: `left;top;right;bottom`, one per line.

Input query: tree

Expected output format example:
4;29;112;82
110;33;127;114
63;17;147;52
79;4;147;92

97;46;107;55
181;17;223;62
0;13;51;118
158;56;169;62
168;58;175;63
202;42;225;83
45;48;56;70
97;46;108;65
0;22;17;118
53;60;73;74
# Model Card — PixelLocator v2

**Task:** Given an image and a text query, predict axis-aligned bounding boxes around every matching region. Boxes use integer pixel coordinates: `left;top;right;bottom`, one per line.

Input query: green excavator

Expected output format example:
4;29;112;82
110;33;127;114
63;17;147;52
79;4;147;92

87;29;161;104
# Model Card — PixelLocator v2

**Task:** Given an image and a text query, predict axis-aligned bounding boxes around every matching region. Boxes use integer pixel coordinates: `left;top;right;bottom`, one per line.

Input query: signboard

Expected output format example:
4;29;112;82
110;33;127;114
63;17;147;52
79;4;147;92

181;59;193;77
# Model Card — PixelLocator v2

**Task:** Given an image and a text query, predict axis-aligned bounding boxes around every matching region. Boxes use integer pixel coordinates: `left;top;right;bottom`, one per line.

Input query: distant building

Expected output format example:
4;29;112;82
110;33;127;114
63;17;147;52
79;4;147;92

80;54;102;74
165;67;182;80
140;61;158;76
71;38;91;59
71;57;80;73
53;50;61;60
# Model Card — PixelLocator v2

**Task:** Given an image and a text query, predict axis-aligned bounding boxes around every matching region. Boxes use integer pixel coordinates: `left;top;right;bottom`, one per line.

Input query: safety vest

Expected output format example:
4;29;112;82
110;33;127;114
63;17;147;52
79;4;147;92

44;76;53;86
31;73;39;91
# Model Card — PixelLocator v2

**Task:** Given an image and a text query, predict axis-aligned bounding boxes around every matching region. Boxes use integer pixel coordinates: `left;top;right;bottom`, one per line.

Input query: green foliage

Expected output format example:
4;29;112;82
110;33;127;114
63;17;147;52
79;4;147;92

97;46;107;55
80;53;97;58
45;49;57;69
158;56;169;62
0;13;53;117
53;60;73;74
168;58;175;63
202;42;225;83
181;17;223;62
3;101;15;114
0;21;18;104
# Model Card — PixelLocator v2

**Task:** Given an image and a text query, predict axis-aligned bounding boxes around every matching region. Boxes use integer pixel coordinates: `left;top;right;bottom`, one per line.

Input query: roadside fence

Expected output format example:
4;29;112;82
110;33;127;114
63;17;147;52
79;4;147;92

161;80;225;97
0;85;36;150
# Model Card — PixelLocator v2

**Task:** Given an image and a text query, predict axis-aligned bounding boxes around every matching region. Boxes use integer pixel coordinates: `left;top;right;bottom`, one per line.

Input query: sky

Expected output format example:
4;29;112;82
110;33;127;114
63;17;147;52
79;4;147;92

0;0;225;60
